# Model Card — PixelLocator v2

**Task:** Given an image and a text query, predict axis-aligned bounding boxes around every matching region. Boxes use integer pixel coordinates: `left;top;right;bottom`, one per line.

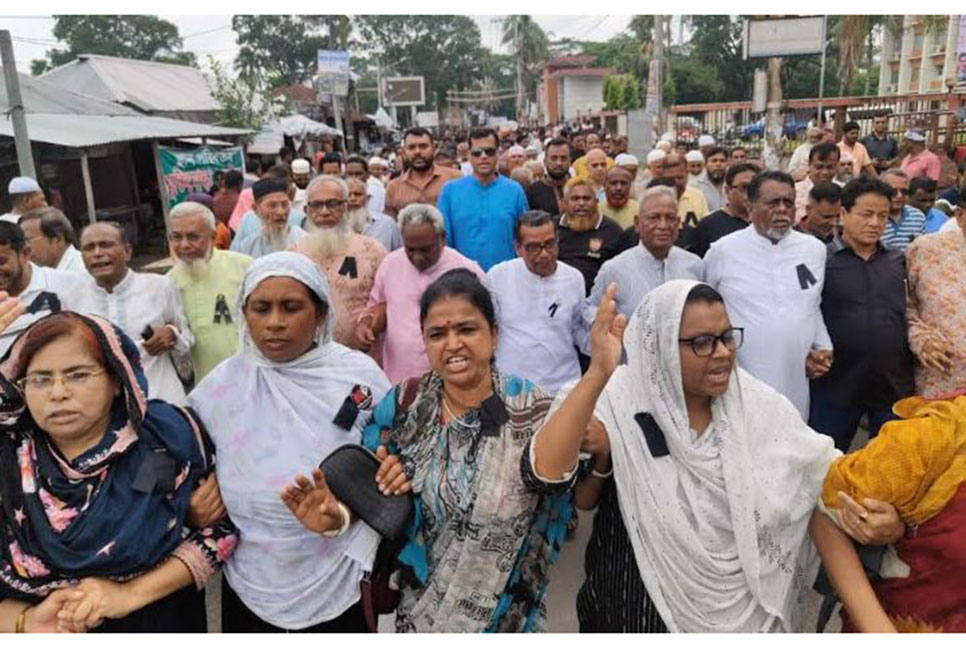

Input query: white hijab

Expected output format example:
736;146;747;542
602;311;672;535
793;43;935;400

595;279;838;632
189;252;391;629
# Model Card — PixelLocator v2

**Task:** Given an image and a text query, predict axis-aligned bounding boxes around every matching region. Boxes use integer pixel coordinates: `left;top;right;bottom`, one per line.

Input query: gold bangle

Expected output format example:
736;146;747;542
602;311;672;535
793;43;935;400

15;606;29;633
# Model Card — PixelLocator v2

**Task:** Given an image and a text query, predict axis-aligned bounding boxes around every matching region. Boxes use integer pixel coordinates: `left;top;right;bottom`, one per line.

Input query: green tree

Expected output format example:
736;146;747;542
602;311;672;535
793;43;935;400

686;16;754;103
668;54;725;105
353;16;490;110
232;15;352;86
618;75;642;109
501;16;550;116
30;15;196;75
205;56;281;135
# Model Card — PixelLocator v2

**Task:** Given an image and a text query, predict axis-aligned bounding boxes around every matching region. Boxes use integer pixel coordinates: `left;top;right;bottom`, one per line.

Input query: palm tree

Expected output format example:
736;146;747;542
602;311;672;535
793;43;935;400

501;16;549;120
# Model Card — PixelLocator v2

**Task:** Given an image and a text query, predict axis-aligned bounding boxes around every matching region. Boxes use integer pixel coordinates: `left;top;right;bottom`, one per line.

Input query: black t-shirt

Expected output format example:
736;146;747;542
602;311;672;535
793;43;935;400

692;209;750;257
556;215;625;295
525;181;563;216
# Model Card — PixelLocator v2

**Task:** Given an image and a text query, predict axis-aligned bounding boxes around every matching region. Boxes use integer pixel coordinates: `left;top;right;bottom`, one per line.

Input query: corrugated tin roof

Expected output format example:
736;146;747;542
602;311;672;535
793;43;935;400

0;72;138;116
41;54;219;113
0;113;249;148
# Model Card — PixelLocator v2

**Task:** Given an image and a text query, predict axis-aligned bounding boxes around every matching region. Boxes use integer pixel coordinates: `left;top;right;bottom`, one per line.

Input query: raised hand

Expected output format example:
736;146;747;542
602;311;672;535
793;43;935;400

375;445;411;495
589;283;627;378
280;468;347;534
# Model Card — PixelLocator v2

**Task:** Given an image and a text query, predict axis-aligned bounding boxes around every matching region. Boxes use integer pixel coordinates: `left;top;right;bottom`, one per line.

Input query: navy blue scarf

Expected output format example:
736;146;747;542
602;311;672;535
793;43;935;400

0;313;211;600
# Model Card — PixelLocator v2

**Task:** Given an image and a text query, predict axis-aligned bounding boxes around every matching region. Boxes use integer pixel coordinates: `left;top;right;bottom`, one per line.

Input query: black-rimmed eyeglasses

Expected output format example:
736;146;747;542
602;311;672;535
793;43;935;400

678;327;744;357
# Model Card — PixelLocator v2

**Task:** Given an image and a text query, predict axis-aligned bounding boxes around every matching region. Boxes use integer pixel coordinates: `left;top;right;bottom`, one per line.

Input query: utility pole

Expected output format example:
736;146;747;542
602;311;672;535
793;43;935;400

763;57;784;170
0;30;36;179
514;18;525;123
645;15;667;141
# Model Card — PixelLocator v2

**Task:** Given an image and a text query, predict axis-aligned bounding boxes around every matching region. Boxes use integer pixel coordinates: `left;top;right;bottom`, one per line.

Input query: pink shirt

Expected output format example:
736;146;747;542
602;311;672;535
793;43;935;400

901;149;941;182
367;246;484;384
228;187;254;231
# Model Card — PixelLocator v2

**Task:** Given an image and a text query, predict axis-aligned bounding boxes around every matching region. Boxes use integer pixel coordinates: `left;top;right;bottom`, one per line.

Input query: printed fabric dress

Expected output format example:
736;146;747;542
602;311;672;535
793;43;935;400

363;369;576;633
822;395;966;632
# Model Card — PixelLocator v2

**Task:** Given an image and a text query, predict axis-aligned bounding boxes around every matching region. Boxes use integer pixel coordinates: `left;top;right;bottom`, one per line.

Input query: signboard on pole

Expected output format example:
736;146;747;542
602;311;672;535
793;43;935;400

416;111;439;128
316;49;350;96
956;15;966;91
383;76;425;107
743;17;825;59
158;146;243;210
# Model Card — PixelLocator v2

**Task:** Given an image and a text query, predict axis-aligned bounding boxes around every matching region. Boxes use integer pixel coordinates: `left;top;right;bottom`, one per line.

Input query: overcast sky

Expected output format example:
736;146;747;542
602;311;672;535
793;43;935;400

0;15;635;74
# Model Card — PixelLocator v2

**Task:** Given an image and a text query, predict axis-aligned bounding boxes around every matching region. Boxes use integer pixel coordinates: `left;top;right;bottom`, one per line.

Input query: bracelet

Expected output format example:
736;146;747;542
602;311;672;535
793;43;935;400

322;502;352;537
15;606;29;633
590;464;613;479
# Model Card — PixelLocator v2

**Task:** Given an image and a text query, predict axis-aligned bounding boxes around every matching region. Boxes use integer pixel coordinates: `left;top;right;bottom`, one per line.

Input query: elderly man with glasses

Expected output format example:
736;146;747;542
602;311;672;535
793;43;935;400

437;127;530;271
295;176;387;351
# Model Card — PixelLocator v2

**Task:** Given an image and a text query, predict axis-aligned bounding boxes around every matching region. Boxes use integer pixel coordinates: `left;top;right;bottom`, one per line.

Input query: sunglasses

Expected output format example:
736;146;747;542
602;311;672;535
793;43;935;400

471;147;498;157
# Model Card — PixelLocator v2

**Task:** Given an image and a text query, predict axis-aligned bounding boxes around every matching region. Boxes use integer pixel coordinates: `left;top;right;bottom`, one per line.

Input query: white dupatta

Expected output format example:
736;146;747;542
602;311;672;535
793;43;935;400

189;252;391;629
594;279;838;632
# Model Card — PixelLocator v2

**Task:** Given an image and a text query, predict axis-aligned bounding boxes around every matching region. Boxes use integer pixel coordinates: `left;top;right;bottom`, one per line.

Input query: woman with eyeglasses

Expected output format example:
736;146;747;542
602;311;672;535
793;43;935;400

532;280;904;632
0;306;237;633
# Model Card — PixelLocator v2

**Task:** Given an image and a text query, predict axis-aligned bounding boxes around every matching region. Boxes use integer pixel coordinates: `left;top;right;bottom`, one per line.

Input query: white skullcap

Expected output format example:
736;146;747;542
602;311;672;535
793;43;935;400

839;152;855;164
697;135;716;147
291;159;311;174
368;156;388;167
615;153;639;166
647;150;667;164
685;150;705;163
7;176;40;195
508;145;526;156
904;130;926;142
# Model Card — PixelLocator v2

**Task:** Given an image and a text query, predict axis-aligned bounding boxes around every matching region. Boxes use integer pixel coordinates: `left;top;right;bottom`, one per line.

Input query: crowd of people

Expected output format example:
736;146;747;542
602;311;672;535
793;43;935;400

0;115;964;634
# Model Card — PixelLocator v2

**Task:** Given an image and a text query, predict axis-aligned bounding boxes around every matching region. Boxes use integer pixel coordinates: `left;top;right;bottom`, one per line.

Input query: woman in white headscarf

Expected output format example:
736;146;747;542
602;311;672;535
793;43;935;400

531;280;903;633
187;251;391;632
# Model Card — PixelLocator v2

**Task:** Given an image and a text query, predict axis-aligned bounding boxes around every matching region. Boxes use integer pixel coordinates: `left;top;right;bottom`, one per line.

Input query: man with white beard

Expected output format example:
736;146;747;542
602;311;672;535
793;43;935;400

166;201;252;381
345;177;402;251
230;177;306;258
296;176;387;350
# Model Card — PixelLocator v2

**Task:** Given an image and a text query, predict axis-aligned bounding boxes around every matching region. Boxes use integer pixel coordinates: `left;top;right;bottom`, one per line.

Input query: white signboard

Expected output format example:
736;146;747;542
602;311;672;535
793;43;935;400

743;17;825;59
416;111;439;128
316;50;350;96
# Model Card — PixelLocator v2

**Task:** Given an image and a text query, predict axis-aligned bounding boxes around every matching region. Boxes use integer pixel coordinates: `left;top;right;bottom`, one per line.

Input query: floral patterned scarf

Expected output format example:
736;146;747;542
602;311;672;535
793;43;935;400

0;313;226;600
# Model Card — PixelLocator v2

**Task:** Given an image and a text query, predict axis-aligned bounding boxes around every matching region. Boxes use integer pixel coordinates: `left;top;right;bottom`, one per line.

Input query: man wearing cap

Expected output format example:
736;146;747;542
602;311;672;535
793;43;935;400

291;158;312;212
615;153;645;201
689;146;728;212
229;164;304;236
18;207;86;275
901;130;941;182
525;138;571;216
686;150;705;178
862;113;900;174
2;177;47;224
642;149;666;184
368;156;390;186
503;145;526;177
231;177;307;258
836;153;856;185
599;166;639;229
697;134;716;160
838;121;876;178
385;127;461;218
